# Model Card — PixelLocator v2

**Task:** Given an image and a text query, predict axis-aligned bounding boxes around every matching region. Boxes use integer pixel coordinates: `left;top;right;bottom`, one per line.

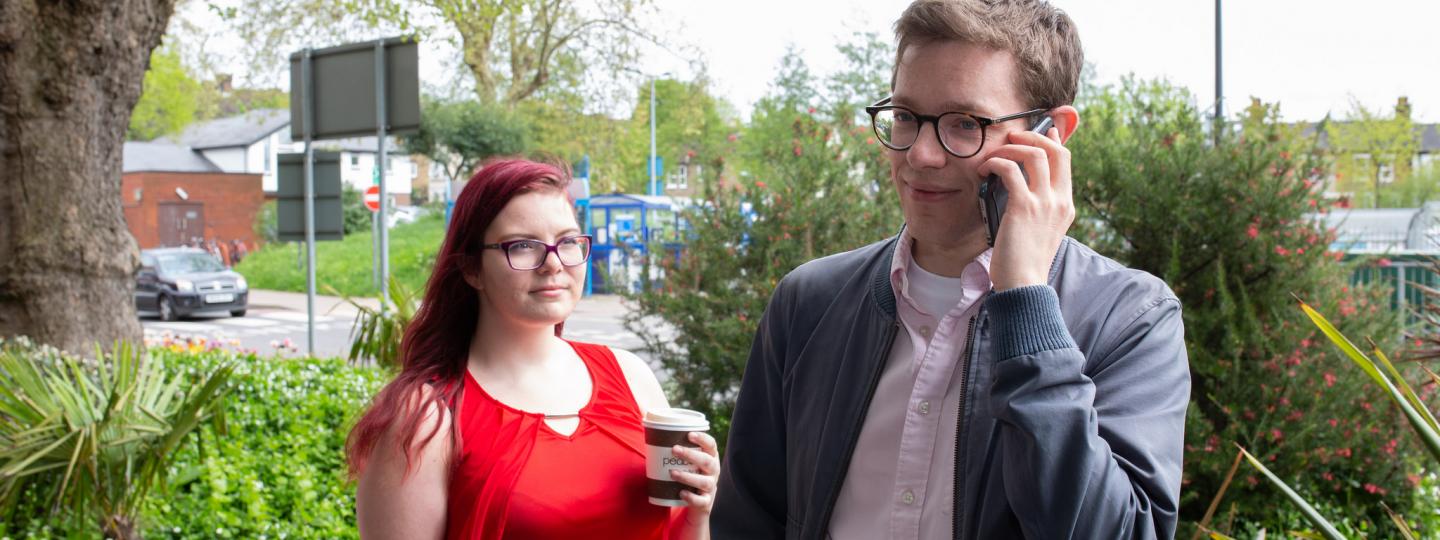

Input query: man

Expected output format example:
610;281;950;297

711;1;1189;538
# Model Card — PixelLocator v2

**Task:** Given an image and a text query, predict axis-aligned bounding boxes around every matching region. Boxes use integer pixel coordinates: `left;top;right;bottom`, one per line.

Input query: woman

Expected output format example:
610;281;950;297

348;159;719;539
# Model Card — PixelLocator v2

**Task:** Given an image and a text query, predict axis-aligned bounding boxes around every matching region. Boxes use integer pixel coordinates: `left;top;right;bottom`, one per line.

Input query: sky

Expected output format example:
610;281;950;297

638;0;1439;123
177;0;1438;124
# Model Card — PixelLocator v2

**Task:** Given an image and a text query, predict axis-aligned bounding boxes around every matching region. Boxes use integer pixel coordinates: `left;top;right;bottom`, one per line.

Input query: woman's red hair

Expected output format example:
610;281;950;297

346;158;574;478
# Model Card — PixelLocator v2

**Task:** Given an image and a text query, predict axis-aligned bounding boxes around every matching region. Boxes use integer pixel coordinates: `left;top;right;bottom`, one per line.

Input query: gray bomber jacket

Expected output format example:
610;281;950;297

712;234;1190;539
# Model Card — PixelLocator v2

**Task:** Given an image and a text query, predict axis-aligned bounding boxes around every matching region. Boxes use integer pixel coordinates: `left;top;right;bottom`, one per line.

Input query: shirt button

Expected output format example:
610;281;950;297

918;401;931;415
901;490;915;505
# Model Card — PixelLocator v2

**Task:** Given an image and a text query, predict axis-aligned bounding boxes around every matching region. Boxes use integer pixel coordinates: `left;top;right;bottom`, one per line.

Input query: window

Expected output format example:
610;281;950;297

350;155;360;169
668;164;689;190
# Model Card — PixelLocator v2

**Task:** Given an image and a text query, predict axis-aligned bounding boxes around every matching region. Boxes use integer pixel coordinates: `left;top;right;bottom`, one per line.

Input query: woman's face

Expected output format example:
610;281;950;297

474;190;587;329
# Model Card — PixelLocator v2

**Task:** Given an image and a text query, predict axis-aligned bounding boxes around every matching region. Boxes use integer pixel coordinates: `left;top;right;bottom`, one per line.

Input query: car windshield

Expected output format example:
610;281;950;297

156;253;225;274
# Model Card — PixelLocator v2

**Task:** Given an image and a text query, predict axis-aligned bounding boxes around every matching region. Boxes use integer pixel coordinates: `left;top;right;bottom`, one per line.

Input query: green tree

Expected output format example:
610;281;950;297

1069;78;1416;532
128;48;203;141
401;99;530;184
622;44;903;445
210;0;657;106
1326;98;1420;208
608;77;734;193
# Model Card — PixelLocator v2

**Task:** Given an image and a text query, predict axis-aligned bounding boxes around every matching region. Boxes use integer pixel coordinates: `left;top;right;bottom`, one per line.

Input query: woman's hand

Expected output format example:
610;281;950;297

672;431;721;524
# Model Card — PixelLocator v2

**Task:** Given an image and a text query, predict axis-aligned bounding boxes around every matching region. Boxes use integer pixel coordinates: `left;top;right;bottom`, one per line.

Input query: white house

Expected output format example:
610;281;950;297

165;109;418;203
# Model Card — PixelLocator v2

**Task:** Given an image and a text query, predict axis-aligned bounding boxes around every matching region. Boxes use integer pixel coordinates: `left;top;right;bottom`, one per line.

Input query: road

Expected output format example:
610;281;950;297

141;290;662;365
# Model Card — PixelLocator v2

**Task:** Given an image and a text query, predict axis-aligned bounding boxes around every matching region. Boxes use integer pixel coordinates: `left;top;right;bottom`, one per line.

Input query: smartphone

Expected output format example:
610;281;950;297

978;115;1055;247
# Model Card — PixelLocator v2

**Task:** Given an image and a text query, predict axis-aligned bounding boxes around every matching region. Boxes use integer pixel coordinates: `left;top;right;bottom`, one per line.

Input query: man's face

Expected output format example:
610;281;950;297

887;40;1031;247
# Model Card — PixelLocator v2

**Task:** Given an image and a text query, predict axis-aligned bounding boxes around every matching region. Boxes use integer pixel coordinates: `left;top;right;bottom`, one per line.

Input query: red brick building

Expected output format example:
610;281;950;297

121;142;265;250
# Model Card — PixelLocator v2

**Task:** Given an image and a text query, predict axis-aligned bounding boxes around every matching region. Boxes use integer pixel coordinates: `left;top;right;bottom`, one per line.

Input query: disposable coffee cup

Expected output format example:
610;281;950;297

643;407;710;506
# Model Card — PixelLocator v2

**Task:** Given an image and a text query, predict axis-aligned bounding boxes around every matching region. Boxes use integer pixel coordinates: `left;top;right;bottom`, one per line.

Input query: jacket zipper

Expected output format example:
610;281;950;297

953;310;982;540
815;320;901;538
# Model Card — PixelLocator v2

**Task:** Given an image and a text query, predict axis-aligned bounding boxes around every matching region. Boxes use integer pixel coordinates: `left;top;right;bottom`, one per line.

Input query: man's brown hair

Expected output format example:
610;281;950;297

893;0;1084;110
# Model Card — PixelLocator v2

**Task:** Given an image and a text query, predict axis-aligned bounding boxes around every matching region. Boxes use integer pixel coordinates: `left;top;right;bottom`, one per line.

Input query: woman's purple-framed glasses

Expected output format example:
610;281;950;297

481;235;594;270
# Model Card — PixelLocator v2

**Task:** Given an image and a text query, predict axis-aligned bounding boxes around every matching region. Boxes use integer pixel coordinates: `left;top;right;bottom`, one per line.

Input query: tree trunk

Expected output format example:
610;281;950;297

0;0;175;354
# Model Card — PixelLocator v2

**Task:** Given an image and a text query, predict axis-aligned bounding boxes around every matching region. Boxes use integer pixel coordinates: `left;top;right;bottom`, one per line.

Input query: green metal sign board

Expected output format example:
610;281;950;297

276;152;345;242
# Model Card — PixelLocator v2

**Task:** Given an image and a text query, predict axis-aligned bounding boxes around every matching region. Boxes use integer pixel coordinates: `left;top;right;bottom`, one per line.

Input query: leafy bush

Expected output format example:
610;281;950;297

0;347;386;539
334;276;418;370
0;340;232;540
143;352;386;539
1066;77;1420;531
341;186;376;237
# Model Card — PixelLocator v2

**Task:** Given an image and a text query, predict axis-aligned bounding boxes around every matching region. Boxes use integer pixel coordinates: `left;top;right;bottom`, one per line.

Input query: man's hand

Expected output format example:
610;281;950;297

979;127;1074;291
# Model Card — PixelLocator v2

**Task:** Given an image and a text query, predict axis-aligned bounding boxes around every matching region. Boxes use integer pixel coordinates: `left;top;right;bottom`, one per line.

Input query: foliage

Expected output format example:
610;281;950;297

0;349;388;539
252;200;277;244
606;77;735;194
128;48;204;141
1325;98;1421;209
0;339;234;539
402;99;530;185
340;185;376;236
1067;77;1418;531
235;211;444;298
1211;299;1440;539
143;352;386;539
381;0;658;105
1375;162;1440;209
621;41;902;447
334;277;419;370
205;0;658;106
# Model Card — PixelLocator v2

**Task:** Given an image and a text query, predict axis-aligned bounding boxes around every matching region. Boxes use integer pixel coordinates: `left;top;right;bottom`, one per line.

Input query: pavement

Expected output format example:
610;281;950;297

141;290;660;366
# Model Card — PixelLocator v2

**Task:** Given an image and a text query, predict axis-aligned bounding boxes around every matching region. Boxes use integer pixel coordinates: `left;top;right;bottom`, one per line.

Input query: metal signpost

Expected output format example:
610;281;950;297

289;37;419;355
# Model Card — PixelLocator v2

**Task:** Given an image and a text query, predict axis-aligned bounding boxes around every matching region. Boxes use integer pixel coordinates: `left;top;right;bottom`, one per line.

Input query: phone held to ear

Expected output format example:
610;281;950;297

978;115;1055;247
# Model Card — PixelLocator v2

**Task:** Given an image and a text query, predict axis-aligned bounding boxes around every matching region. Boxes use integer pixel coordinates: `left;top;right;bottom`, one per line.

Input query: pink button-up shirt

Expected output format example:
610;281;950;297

828;231;991;540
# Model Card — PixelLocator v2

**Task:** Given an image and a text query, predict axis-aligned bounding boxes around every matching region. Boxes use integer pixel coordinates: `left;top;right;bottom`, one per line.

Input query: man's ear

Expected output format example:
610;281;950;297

1050;105;1080;144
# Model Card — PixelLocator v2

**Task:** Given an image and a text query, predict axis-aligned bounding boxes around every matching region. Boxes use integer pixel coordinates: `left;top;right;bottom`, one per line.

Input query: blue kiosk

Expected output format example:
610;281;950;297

584;193;683;294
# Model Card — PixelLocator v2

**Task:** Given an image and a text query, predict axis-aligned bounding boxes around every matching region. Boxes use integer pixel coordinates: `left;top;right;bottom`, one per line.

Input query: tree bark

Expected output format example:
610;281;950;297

0;0;175;354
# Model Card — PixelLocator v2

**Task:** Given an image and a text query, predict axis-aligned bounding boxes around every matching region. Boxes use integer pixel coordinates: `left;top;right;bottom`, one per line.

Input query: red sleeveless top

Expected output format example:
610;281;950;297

444;340;677;539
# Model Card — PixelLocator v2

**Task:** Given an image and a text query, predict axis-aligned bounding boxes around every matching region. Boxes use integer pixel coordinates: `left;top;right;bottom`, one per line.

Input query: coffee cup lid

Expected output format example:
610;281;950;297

643;407;709;430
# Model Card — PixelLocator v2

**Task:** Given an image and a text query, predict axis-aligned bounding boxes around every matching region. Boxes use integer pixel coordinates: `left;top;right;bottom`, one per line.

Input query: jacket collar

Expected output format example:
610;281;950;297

869;225;1073;320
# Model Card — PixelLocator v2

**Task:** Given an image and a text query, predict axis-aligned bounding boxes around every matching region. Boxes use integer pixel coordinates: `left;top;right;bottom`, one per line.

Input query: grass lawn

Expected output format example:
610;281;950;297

236;213;445;298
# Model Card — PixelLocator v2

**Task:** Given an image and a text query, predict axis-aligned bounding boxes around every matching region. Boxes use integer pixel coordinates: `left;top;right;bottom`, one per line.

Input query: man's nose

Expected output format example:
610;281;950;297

906;122;949;169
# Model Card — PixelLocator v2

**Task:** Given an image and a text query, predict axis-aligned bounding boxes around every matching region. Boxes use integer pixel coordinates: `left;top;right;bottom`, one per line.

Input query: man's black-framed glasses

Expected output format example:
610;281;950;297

482;235;593;271
864;97;1048;158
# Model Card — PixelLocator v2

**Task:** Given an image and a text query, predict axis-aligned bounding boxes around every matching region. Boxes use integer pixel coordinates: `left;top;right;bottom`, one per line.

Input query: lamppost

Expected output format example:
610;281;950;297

648;72;671;196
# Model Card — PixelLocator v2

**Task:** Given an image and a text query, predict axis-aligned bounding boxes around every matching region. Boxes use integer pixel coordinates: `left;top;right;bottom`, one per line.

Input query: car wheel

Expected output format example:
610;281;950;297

159;295;178;322
230;309;246;317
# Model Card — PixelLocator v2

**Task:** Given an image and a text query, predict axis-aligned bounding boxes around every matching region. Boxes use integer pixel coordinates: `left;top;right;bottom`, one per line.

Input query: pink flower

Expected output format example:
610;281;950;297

1246;224;1259;239
1378;258;1392;267
1275;246;1290;256
1324;372;1337;387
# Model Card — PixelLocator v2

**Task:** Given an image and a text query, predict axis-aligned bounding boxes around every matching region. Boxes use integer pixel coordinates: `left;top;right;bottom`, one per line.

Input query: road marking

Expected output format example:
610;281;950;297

263;312;339;323
214;318;282;328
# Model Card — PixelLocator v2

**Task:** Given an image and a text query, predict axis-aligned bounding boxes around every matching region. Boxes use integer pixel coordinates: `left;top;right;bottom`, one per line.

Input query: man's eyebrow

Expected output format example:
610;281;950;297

891;95;991;115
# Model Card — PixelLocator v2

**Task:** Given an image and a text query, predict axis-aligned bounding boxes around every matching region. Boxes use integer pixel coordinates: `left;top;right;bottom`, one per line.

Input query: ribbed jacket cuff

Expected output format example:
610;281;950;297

989;285;1077;359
